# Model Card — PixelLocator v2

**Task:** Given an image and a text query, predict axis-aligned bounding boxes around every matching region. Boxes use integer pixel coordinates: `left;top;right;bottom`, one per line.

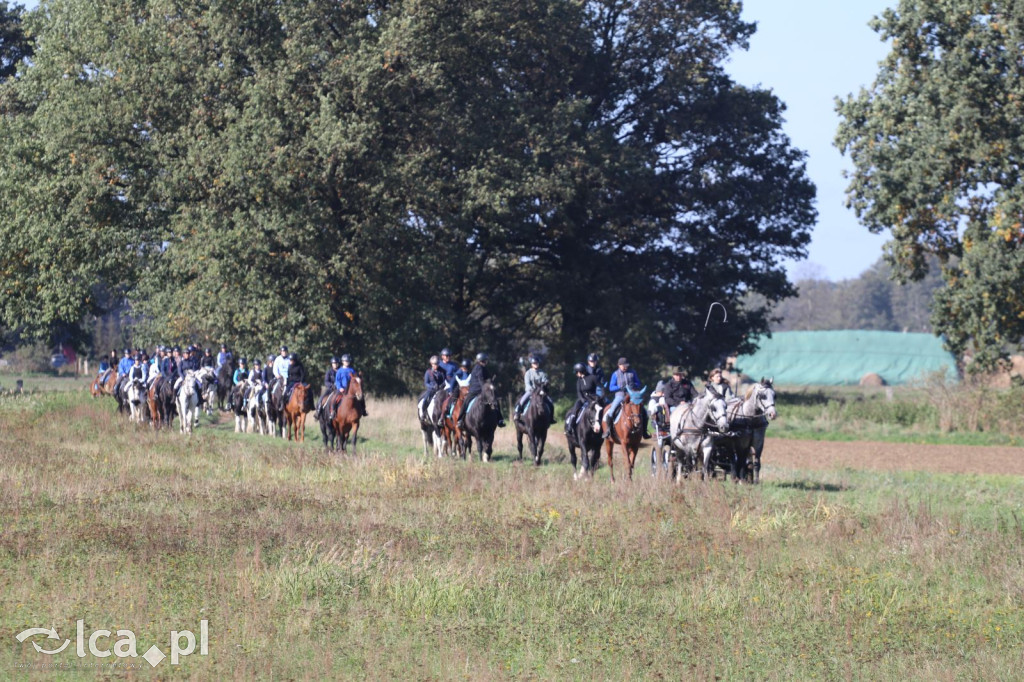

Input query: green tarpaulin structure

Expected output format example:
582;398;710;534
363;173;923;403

734;330;959;386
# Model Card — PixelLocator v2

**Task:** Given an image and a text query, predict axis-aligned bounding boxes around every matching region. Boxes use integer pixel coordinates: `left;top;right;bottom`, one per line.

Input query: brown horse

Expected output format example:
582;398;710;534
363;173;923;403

90;370;117;398
326;376;364;454
283;383;313;442
602;394;644;482
439;385;468;458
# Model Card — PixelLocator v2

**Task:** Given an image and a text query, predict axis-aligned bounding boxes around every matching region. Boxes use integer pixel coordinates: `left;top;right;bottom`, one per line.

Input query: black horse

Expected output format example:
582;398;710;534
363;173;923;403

463;379;500;462
216;360;235;412
150;376;177;429
515;383;552;465
566;400;603;480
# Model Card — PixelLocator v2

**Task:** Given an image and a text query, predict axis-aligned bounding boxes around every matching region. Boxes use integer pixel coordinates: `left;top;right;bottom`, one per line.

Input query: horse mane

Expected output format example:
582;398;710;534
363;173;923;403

744;384;756;401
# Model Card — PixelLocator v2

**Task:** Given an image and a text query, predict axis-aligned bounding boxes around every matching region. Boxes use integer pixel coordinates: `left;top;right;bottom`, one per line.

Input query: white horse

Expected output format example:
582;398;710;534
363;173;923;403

126;377;147;425
195;366;218;417
246;381;267;434
177;370;200;435
668;386;730;481
716;378;777;482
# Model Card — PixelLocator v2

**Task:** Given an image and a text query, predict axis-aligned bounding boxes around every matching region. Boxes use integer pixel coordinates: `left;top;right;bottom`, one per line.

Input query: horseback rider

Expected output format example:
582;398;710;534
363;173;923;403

96;354;112;387
284;352;307;406
128;354;147;385
162;347;180;387
262;355;275;385
200;347;215;369
216;343;233;371
663;367;696;413
328;354;368;420
438;348;458;393
249;359;263;384
114;348;133;398
601;357;648;439
706;367;735;401
568;362;600;426
457;353;505;430
585;352;605;389
272;346;290;411
317;356;340;419
514;355;550;422
455;358;471;384
419;355;447;419
229;357;248;409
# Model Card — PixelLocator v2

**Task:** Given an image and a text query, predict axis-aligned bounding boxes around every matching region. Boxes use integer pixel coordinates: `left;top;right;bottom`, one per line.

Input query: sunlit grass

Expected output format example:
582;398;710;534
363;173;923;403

1;389;1022;680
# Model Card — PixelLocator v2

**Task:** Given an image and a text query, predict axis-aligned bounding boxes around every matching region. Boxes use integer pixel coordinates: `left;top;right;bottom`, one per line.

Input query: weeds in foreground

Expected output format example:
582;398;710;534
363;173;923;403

0;391;1022;680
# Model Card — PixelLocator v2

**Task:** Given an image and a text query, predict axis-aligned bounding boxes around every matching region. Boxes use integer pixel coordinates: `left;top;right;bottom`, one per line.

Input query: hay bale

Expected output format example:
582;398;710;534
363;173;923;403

859;373;886;387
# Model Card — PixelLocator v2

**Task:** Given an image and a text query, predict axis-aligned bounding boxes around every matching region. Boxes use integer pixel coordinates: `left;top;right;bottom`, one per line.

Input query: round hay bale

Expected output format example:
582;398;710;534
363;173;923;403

859;373;886;387
1010;355;1024;378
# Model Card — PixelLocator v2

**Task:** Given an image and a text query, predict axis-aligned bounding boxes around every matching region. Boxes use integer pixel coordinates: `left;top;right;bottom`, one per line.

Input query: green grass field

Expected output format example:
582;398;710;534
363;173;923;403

1;385;1023;680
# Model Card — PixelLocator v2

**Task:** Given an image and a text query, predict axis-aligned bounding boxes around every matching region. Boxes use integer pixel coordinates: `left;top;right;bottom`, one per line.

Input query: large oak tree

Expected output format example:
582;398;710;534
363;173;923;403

1;0;815;391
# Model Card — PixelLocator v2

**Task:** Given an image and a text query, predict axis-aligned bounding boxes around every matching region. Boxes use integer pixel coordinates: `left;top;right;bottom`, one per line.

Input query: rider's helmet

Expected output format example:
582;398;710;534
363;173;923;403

587;352;599;363
123;348;131;356
460;359;471;369
172;346;181;353
475;352;488;363
573;362;586;374
341;354;352;364
253;360;262;368
440;347;451;357
220;343;227;350
204;347;211;354
429;355;439;365
289;353;298;362
330;356;340;365
529;355;540;365
133;354;142;363
239;357;247;365
280;345;288;354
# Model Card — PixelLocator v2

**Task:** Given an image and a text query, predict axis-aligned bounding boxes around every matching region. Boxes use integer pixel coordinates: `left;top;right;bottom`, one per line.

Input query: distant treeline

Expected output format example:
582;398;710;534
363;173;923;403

747;256;945;334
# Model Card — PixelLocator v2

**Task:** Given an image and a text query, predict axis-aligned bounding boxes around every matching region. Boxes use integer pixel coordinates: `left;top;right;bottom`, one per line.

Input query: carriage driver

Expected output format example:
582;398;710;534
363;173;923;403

663;367;696;413
601;357;649;440
706;367;735;401
513;355;552;422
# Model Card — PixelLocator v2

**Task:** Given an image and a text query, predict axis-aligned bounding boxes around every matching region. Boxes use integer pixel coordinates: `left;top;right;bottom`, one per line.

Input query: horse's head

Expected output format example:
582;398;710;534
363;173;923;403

702;385;730;432
349;376;364;402
481;380;498;407
758;377;777;421
627;385;646;405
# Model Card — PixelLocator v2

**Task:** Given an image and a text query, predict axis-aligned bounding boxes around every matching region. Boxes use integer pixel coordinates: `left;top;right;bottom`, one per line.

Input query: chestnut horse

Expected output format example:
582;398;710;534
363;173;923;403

324;376;364;453
283;383;313;442
602;388;646;482
440;384;468;458
90;370;118;398
147;377;176;430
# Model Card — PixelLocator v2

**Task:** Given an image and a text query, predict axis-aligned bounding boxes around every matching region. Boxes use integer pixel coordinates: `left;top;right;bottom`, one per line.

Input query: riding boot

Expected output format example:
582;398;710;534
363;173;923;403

601;417;611;440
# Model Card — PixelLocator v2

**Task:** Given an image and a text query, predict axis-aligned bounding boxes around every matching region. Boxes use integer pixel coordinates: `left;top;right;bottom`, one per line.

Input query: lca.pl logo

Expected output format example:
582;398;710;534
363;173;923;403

16;620;209;668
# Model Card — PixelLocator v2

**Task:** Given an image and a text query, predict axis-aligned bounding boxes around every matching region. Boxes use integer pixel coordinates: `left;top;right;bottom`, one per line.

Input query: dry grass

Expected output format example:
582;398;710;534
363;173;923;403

1;390;1023;680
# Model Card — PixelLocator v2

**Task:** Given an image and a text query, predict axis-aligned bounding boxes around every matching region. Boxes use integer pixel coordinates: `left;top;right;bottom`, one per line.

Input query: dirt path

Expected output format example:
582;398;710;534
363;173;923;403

763;438;1024;475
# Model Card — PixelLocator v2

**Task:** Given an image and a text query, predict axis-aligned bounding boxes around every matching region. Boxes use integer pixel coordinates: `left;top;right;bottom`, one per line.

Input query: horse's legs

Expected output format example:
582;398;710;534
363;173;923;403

516;428;524;460
605;438;615;483
351;422;358;456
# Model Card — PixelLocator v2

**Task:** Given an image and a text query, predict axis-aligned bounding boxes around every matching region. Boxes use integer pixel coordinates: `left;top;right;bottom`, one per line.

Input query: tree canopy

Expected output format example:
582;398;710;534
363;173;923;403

0;0;815;391
836;0;1024;370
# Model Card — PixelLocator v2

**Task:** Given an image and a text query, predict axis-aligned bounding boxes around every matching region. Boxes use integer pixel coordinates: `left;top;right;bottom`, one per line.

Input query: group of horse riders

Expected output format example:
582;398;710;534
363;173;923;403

96;343;370;420
419;348;508;429
417;349;735;442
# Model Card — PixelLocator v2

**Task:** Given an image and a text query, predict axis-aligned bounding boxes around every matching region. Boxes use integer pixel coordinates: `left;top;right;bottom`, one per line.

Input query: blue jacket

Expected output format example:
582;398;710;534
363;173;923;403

98;360;110;374
335;366;356;391
439;360;458;387
216;351;232;369
117;356;134;376
609;368;640;394
424;368;446;391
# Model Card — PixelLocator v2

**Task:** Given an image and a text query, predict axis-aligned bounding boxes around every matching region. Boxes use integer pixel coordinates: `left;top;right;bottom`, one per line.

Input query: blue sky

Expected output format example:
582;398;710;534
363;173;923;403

729;0;893;281
17;0;894;281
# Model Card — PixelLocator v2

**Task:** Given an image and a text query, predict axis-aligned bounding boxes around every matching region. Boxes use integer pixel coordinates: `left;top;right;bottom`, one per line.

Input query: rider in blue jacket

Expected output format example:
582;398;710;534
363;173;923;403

328;354;367;419
438;348;459;393
601;357;645;439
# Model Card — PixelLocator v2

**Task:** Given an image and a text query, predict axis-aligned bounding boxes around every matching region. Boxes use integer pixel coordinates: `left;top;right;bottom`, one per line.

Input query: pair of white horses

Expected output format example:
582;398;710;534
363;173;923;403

123;367;213;435
653;378;777;483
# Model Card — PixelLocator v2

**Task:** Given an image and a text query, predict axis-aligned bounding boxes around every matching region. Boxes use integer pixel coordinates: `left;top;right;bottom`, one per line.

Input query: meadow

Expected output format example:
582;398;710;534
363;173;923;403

1;383;1023;680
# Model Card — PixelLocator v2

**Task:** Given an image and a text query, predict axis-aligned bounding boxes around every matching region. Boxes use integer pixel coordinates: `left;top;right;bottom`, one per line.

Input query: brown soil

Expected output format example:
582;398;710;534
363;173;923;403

764;438;1024;475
